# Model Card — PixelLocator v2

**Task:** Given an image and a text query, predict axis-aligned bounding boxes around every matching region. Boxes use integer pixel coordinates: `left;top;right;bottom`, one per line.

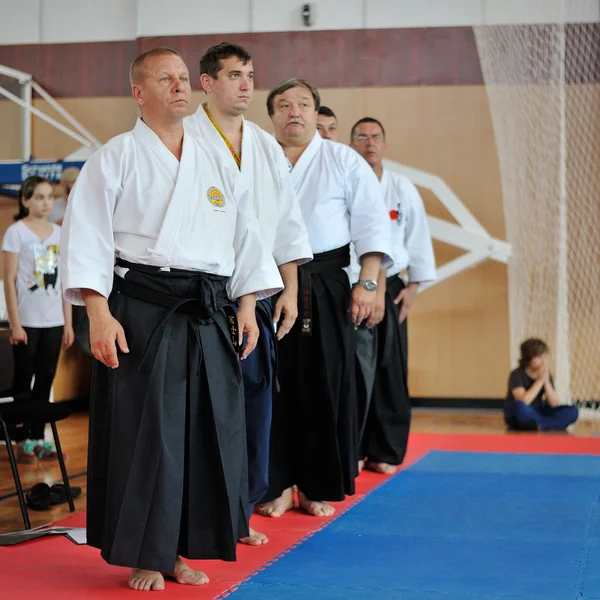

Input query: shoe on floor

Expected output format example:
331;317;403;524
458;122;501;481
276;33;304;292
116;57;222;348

35;441;59;461
17;440;38;465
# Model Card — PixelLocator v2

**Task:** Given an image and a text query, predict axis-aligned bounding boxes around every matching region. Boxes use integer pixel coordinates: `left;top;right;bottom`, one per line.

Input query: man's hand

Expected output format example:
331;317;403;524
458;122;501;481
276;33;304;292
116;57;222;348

238;294;259;360
9;325;27;345
89;311;129;369
366;287;386;328
351;285;377;326
238;306;260;360
273;290;298;340
394;283;419;324
82;290;129;369
63;325;75;350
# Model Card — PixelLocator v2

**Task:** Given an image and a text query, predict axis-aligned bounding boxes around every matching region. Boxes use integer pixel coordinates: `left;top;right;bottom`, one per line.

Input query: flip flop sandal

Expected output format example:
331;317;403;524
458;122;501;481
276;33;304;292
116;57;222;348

49;484;82;506
26;483;51;510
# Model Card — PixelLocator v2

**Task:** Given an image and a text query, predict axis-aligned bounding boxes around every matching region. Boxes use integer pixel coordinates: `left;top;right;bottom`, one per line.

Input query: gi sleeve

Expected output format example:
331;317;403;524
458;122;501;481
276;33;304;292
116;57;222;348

60;148;121;305
272;145;313;267
345;149;393;268
402;178;437;284
227;176;284;301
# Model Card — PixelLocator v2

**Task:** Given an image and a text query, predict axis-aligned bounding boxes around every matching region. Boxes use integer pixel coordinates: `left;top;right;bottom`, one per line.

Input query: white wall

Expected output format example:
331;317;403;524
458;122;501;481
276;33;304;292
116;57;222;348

0;0;598;45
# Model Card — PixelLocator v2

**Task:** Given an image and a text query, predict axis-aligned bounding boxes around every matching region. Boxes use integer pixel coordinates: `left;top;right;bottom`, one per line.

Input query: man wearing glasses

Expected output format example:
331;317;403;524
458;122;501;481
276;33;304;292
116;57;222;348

350;117;436;476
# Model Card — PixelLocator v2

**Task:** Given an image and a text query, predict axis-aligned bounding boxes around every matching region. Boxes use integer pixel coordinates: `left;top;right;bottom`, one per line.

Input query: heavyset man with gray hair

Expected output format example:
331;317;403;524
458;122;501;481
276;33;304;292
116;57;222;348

256;78;392;519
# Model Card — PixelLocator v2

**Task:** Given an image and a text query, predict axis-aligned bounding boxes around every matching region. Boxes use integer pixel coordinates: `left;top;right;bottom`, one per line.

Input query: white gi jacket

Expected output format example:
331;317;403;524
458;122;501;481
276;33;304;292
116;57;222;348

185;106;313;267
348;170;436;284
61;118;283;304
288;132;392;265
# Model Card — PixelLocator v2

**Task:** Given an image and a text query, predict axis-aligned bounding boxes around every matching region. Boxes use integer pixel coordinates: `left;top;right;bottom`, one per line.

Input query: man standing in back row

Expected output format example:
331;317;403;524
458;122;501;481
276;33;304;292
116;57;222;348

316;106;339;141
257;79;392;519
185;43;312;546
350;117;436;474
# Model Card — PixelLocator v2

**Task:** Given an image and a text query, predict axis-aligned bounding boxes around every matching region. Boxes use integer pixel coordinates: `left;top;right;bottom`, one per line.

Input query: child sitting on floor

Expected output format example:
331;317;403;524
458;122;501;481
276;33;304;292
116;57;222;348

505;338;578;432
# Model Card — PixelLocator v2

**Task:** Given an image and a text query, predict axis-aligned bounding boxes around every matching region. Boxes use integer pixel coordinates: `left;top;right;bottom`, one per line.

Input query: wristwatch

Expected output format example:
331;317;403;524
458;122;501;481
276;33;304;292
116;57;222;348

357;279;378;292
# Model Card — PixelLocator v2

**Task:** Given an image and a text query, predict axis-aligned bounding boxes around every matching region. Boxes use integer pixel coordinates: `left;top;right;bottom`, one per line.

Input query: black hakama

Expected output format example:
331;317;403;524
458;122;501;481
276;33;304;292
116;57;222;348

362;276;411;465
354;325;377;460
86;261;248;572
263;245;358;503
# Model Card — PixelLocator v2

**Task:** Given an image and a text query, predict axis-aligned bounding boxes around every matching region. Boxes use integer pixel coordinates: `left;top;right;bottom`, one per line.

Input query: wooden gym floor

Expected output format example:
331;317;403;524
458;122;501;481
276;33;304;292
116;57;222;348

0;409;598;534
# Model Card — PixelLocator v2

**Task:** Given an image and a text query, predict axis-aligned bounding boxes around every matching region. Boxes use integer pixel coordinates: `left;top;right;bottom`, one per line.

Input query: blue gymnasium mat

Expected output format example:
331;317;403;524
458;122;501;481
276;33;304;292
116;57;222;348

228;451;600;599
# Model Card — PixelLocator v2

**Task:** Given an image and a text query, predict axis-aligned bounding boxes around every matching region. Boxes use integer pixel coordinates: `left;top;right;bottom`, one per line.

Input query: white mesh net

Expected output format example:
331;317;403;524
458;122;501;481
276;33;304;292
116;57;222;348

474;21;600;417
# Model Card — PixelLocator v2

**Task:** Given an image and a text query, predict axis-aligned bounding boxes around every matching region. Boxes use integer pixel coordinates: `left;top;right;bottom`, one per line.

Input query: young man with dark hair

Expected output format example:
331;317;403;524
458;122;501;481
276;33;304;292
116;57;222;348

350;117;436;475
258;78;392;519
317;106;339;141
61;47;283;591
505;338;579;431
186;43;312;546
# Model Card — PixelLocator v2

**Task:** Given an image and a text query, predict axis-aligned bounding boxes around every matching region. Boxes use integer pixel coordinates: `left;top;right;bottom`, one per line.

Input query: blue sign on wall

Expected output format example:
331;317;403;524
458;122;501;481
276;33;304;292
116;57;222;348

0;160;87;184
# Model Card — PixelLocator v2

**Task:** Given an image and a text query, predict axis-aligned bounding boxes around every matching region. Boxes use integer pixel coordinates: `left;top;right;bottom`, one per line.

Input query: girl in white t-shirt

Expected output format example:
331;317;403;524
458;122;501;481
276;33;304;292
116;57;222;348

2;176;74;464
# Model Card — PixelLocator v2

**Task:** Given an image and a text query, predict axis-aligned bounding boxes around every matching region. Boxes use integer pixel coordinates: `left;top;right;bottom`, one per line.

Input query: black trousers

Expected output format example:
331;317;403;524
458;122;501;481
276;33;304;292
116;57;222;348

87;264;247;571
362;277;411;465
11;325;64;442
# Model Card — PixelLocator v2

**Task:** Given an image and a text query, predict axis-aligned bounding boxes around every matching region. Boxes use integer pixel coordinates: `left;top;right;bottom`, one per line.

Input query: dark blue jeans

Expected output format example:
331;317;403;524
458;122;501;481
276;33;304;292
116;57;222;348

505;401;579;431
240;298;276;514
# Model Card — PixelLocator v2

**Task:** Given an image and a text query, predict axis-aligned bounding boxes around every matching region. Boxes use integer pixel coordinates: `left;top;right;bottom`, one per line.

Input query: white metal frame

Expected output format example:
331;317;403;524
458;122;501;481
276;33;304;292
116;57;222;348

383;159;512;290
0;64;101;160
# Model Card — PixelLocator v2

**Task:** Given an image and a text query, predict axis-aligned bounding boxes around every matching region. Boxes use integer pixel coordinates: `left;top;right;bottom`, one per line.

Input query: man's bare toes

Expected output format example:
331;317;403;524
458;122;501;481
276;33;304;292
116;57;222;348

256;488;294;518
298;491;336;517
366;461;397;475
240;526;269;545
170;558;209;586
129;569;165;591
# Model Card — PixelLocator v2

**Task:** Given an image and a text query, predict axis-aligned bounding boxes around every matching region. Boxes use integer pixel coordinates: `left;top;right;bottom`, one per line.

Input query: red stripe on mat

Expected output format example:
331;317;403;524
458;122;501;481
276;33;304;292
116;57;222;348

2;432;599;598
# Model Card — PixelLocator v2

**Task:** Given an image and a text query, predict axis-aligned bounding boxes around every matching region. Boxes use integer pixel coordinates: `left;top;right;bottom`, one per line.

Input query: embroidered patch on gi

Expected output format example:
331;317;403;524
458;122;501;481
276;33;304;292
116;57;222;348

207;186;225;208
390;202;403;225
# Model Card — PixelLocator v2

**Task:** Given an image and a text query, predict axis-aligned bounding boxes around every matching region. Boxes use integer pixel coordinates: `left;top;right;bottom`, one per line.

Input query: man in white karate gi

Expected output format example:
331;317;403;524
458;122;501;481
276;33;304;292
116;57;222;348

317;106;339;141
185;42;312;546
257;78;392;519
350;117;436;474
61;48;282;592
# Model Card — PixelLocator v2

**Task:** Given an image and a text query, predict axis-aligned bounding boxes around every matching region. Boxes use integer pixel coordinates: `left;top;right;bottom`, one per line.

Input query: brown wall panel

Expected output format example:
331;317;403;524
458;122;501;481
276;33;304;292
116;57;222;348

0;100;22;160
31;96;139;159
1;28;482;98
0;40;137;98
140;27;483;90
1;24;598;99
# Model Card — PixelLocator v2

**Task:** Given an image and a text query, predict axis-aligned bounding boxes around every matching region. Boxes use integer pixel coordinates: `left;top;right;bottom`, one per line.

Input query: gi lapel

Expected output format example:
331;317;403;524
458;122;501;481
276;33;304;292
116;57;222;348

152;130;197;259
133;118;180;179
289;131;322;187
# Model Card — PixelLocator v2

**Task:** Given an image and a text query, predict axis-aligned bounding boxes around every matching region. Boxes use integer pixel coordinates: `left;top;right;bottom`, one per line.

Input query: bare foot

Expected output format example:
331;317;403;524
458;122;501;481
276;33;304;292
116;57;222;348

168;557;209;586
298;491;336;517
129;569;165;591
239;526;269;546
255;487;294;518
358;459;365;473
366;461;397;475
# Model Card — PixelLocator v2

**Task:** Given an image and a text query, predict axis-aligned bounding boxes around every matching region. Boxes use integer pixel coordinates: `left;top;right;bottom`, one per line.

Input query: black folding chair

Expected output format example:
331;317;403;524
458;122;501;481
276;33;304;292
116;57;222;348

0;390;75;530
